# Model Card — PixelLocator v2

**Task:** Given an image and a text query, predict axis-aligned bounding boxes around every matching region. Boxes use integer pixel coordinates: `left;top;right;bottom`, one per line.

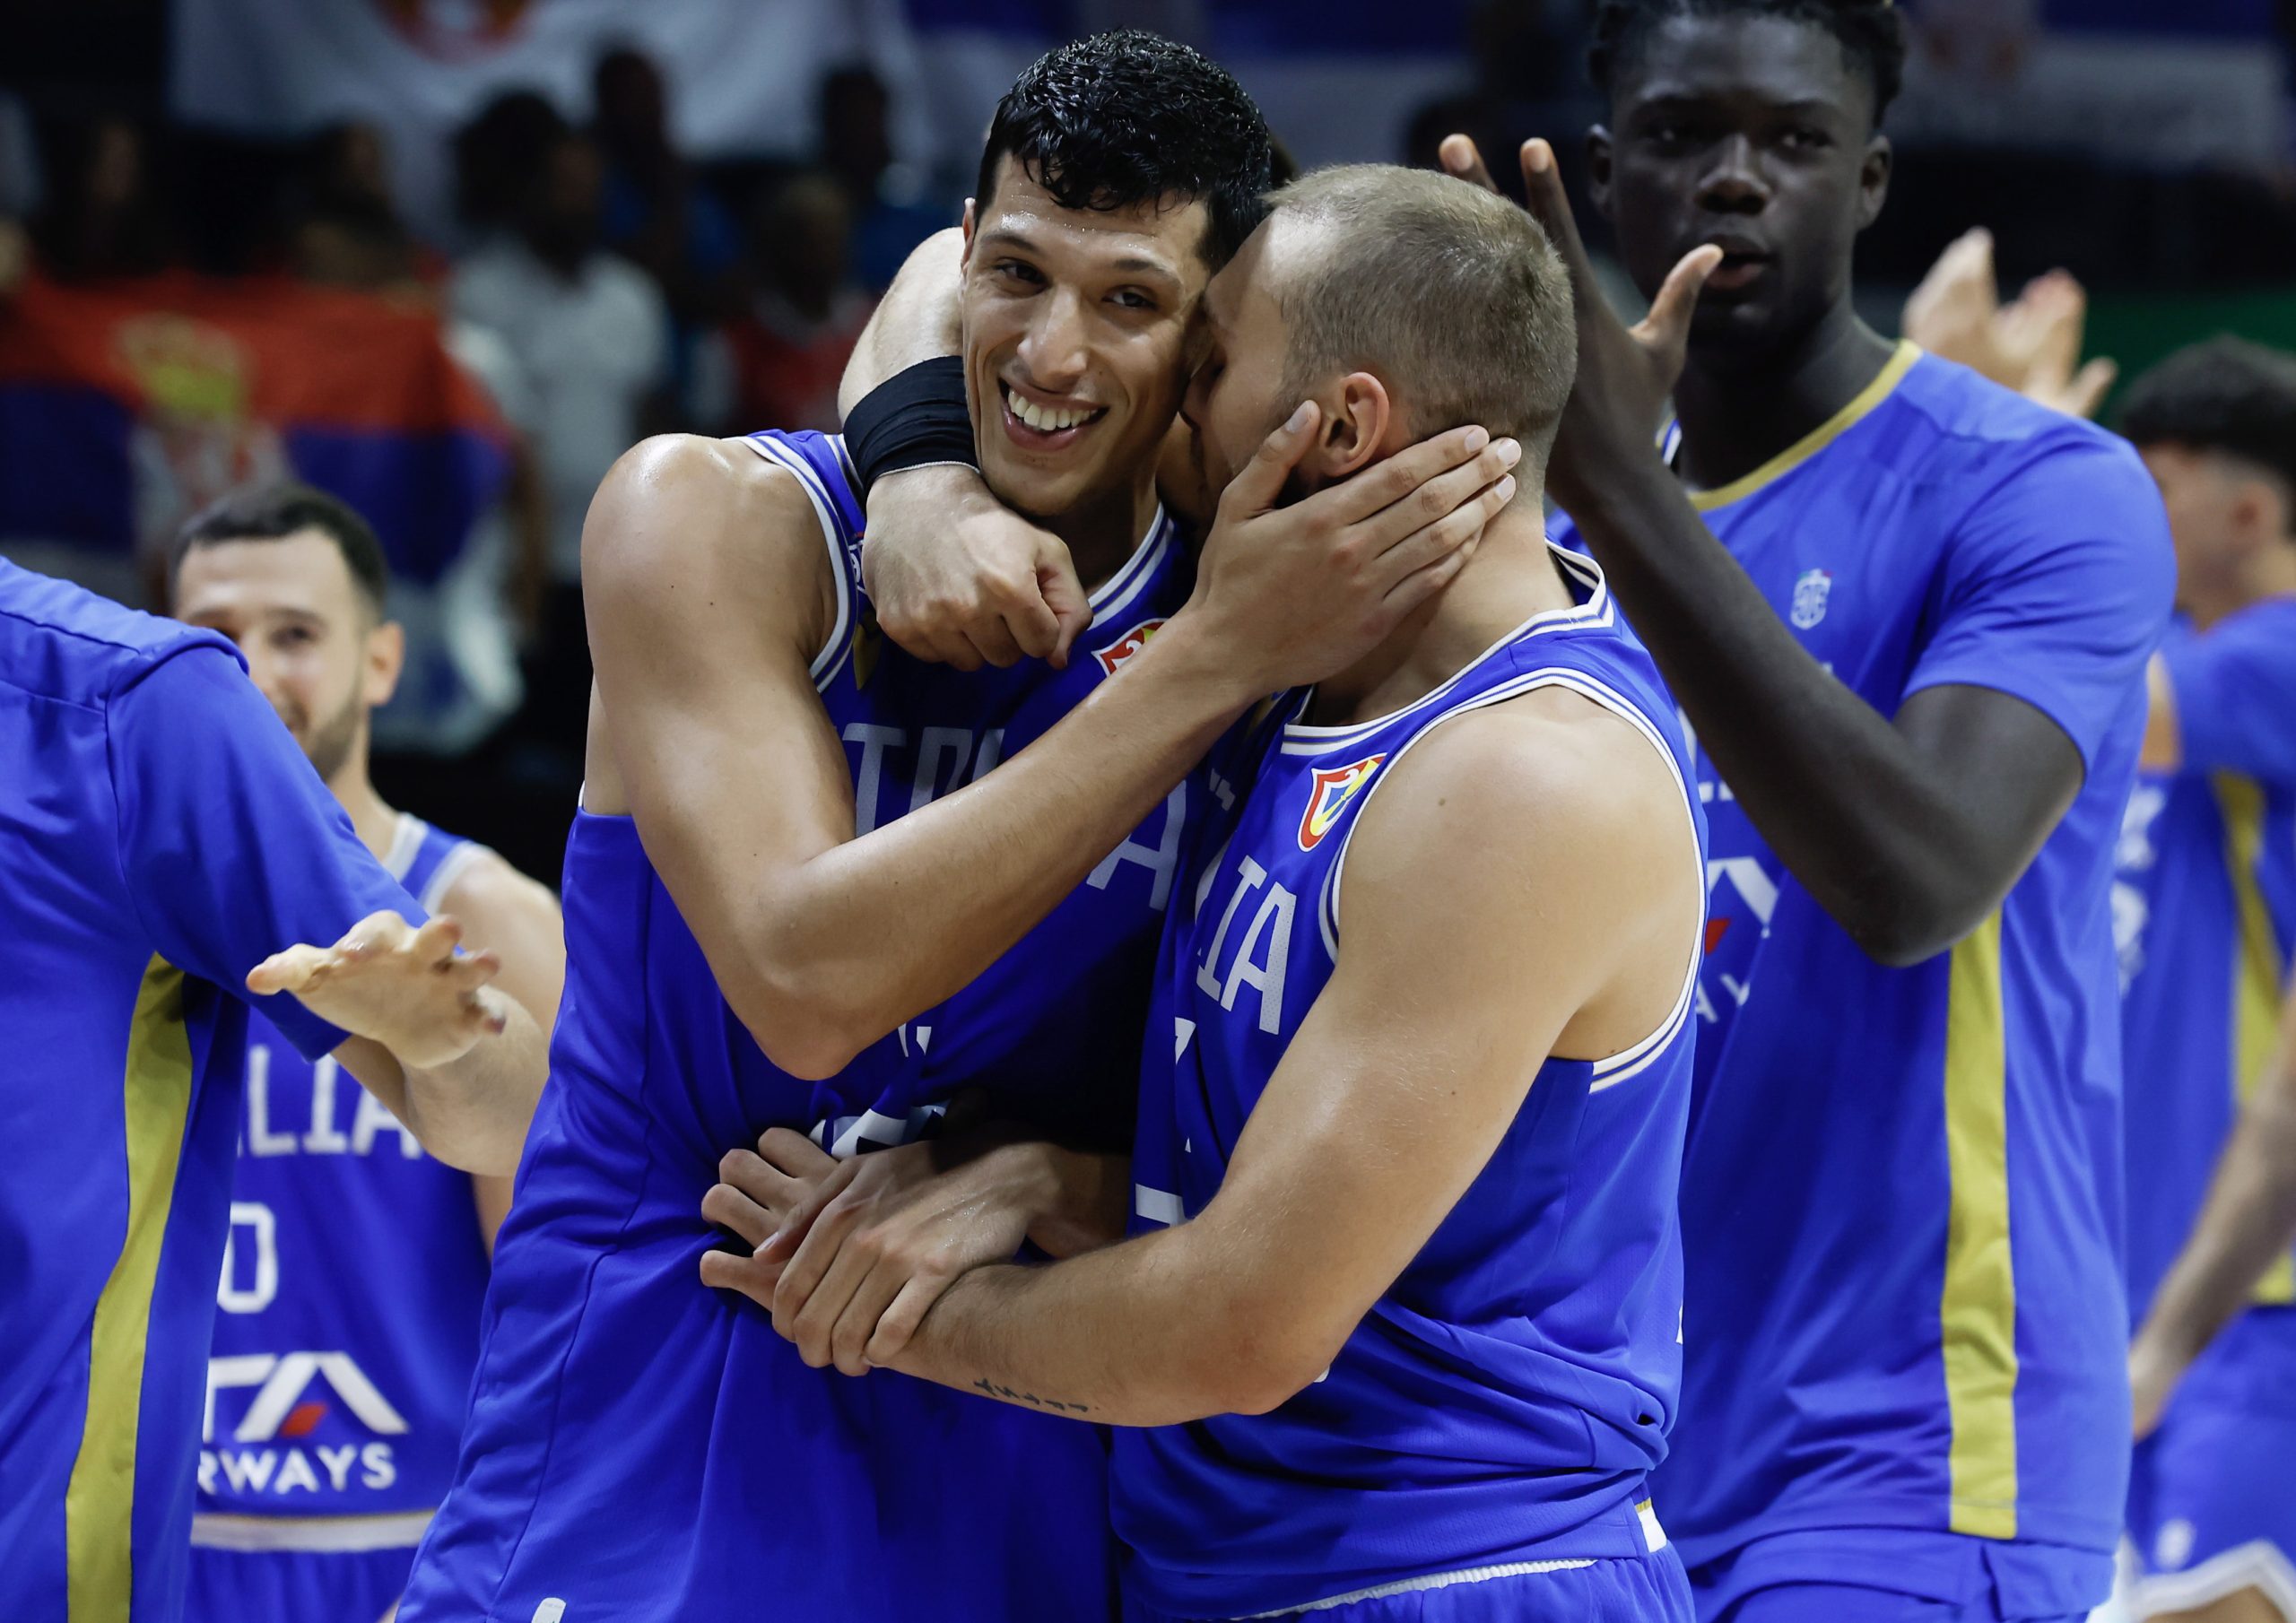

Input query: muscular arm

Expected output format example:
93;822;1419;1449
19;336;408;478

330;995;546;1177
879;701;1701;1424
839;227;964;417
585;426;1506;1081
2131;979;2296;1430
1565;464;2086;966
439;851;566;1246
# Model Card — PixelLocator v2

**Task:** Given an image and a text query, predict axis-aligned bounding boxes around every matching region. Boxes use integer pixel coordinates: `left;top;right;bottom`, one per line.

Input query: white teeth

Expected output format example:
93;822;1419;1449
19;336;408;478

1008;389;1091;433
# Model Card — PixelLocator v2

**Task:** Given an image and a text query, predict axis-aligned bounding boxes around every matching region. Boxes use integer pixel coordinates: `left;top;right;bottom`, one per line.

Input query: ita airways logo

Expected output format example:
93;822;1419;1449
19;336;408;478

1094;617;1167;676
1298;754;1387;851
1789;568;1833;629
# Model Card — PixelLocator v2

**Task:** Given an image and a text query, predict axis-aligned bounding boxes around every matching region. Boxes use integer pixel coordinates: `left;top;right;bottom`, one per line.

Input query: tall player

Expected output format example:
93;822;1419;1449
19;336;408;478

162;485;565;1623
397;36;1517;1623
2109;341;2296;1623
711;162;1709;1623
1431;4;2172;1618
0;548;546;1623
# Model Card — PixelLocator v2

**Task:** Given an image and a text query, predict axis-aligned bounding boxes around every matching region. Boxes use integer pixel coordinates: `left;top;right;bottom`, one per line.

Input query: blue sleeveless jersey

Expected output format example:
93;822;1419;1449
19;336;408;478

1558;348;2173;1606
402;432;1193;1623
195;815;493;1550
1113;546;1707;1619
2117;600;2296;1332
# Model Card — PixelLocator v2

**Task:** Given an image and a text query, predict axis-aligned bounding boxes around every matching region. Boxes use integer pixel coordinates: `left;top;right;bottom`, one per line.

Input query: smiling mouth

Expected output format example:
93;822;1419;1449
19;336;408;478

1001;382;1108;449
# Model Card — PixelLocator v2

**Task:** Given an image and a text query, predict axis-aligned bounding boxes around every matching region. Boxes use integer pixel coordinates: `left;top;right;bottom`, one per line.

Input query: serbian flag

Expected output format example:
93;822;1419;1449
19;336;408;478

0;270;510;595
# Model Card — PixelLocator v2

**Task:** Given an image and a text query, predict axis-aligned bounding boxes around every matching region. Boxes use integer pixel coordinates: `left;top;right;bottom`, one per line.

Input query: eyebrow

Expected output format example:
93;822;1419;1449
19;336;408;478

978;227;1185;286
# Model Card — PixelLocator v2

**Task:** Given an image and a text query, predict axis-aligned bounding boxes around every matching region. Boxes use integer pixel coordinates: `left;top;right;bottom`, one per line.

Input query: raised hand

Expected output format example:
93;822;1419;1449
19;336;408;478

1179;401;1520;697
1439;134;1721;516
1903;228;2116;420
861;466;1095;672
248;911;505;1072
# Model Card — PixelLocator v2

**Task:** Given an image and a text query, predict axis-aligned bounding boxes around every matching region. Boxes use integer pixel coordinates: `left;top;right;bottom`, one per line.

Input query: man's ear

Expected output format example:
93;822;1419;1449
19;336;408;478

1587;126;1615;221
364;619;405;710
1304;372;1394;483
961;197;977;268
1857;135;1892;232
2230;473;2286;558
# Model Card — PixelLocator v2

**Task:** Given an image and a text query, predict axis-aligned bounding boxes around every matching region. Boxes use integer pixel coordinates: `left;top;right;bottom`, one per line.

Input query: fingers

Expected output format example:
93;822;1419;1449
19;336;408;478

246;942;335;996
718;1145;807;1224
702;1180;778;1249
1517;140;1596;278
1038;549;1093;672
961;617;1027;670
404;914;463;966
1639;244;1725;349
439;950;501;994
864;1274;946;1368
1437;133;1500;195
782;1228;875;1368
1373;474;1516;608
769;1165;863;1316
1216;401;1321;523
698;1246;780;1310
757;1126;839;1179
1319;423;1500;529
827;1257;913;1376
2058;356;2118;421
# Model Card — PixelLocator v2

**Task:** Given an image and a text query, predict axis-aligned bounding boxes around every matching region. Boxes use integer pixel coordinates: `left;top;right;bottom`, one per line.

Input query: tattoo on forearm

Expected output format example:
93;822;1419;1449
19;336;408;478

972;1377;1091;1415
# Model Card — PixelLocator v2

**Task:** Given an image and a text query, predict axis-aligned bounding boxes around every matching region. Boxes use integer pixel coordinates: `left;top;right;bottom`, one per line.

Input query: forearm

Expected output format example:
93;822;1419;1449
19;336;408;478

735;623;1246;1074
1567;465;2012;960
2136;1066;2296;1369
891;1228;1270;1427
839;227;963;417
1024;1146;1130;1258
337;992;546;1176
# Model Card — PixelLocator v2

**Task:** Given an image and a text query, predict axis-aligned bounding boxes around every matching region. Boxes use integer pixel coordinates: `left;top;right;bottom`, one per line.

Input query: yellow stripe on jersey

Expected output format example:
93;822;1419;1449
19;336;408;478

1690;341;1922;512
66;955;194;1623
2217;773;2295;1306
1942;912;2020;1540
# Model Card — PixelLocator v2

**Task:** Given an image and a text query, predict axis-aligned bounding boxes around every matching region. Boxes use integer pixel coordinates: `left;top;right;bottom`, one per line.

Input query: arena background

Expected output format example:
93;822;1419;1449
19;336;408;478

1;0;2289;887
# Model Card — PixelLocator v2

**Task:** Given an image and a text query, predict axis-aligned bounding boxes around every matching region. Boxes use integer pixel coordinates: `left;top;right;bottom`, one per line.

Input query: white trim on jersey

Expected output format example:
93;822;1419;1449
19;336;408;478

1312;662;1707;1095
742;433;857;691
1234;1557;1599;1619
1279;543;1612;757
189;1507;435;1552
381;812;428;884
1085;506;1175;627
2128;1540;2296;1622
416;838;487;916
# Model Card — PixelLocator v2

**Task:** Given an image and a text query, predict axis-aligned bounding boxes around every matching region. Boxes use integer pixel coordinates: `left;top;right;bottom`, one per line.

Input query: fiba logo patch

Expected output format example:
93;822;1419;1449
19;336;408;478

1298;755;1386;851
1094;618;1166;676
1789;568;1833;629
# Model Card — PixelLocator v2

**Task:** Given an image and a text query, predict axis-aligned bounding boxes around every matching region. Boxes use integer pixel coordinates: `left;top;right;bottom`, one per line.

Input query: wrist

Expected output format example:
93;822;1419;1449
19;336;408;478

1134;608;1265;716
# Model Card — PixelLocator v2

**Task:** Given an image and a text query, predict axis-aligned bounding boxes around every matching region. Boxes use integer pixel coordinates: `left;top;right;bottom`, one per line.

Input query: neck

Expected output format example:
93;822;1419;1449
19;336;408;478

1673;299;1897;492
1306;496;1570;726
328;737;400;862
2190;542;2296;631
1047;473;1161;595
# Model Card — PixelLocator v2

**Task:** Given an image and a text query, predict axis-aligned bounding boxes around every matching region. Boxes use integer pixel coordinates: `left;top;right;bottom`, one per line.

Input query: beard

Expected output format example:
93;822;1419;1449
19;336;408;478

295;680;369;785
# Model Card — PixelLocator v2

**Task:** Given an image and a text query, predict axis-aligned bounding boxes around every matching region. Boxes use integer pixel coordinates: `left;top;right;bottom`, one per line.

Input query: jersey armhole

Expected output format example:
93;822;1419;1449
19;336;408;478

742;436;856;690
1318;669;1708;1090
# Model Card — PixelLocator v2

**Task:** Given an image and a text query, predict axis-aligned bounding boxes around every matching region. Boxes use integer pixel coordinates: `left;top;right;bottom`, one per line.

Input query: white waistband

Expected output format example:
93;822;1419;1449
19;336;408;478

190;1508;435;1552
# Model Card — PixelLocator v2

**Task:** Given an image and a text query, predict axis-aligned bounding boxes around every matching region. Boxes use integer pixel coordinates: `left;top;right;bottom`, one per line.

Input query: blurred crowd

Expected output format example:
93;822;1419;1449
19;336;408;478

6;0;2296;884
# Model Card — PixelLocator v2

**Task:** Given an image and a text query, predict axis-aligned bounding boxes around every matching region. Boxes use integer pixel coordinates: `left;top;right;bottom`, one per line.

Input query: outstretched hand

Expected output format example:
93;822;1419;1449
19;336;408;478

1439;134;1722;516
1902;228;2116;421
248;911;506;1072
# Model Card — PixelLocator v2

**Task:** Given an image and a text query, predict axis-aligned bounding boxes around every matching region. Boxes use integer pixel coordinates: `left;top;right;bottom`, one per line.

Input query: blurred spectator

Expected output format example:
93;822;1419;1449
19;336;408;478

819;65;948;291
1403;0;1600;204
287;122;433;295
695;171;874;435
451;118;670;776
592;47;742;311
452;91;569;245
30;112;172;282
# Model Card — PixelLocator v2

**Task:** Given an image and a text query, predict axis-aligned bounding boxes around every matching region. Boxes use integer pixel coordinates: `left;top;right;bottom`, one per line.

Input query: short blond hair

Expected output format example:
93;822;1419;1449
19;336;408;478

1269;164;1576;461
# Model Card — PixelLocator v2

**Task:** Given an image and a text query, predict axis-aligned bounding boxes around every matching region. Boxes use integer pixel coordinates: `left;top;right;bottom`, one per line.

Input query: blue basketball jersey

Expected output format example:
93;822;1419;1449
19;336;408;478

195;816;494;1555
1556;348;2174;1604
2117;599;2296;1331
401;432;1193;1623
1113;545;1707;1620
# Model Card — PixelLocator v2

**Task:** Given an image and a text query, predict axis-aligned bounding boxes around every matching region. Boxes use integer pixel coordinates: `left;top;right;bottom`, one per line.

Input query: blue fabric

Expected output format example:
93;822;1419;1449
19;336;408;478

1553;352;2173;1595
400;432;1190;1623
2128;1307;2296;1590
184;1544;416;1623
1114;548;1705;1619
0;559;425;1623
1126;1551;1693;1623
1689;1525;2110;1622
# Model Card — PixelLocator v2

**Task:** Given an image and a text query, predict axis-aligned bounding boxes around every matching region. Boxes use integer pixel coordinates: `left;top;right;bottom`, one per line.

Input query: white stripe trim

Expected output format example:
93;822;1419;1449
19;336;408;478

1313;665;1706;1092
380;812;427;883
189;1508;435;1552
1236;1558;1598;1618
1135;1183;1185;1227
2131;1540;2296;1621
416;839;488;915
743;435;855;689
1281;542;1611;754
1086;508;1174;627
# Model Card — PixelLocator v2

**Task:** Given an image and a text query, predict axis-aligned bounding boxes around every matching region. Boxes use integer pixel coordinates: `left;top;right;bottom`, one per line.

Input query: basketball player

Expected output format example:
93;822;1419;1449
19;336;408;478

2108;341;2296;1623
1429;4;2172;1618
396;36;1516;1623
708;163;1709;1623
0;551;546;1623
161;485;565;1623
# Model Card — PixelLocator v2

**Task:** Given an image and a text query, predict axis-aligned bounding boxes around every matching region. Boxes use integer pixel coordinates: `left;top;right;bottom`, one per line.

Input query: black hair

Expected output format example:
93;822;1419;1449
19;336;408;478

2118;336;2296;495
974;30;1274;269
169;482;391;619
1587;0;1909;127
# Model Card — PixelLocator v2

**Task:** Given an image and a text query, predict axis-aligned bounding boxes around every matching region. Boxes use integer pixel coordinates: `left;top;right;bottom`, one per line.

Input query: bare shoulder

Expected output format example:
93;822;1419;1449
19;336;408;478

438;846;561;938
581;433;833;621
